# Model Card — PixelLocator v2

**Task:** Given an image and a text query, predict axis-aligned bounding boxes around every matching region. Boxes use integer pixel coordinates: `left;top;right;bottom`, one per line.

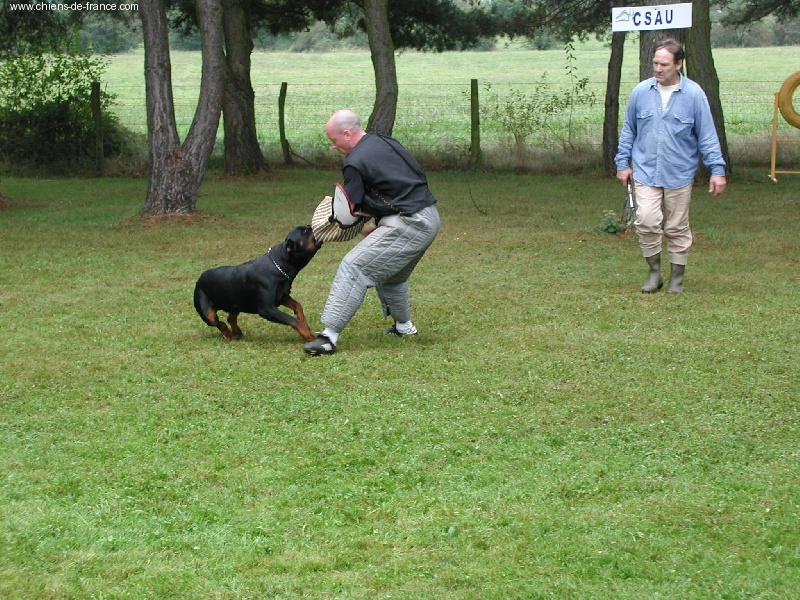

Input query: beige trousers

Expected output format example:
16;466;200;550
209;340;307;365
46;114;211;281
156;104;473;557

633;181;693;266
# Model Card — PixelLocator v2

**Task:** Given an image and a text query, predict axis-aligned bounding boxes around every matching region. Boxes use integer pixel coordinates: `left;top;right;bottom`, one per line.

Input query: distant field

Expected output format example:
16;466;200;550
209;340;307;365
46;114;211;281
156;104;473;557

101;43;800;167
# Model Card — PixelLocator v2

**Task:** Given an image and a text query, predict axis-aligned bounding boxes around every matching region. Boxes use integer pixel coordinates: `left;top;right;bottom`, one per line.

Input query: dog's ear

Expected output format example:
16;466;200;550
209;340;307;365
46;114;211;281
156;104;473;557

285;238;296;254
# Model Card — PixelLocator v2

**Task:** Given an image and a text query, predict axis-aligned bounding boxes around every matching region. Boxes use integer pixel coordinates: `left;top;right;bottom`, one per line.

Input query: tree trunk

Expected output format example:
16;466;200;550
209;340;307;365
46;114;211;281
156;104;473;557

684;0;731;175
222;0;267;175
139;0;224;216
603;30;625;176
363;0;397;135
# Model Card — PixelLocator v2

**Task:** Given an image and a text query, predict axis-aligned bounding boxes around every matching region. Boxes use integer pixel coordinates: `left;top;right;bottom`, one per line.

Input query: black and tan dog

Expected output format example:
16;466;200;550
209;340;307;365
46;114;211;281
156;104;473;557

194;225;321;342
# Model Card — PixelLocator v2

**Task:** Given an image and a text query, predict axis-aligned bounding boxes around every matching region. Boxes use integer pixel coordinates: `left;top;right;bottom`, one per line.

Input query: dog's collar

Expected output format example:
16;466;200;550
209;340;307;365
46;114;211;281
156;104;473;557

268;246;290;279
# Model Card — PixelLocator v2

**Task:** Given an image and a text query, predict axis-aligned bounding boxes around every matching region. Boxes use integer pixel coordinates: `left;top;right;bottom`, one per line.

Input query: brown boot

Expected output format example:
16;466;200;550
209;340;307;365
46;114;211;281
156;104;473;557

667;263;685;294
641;254;663;293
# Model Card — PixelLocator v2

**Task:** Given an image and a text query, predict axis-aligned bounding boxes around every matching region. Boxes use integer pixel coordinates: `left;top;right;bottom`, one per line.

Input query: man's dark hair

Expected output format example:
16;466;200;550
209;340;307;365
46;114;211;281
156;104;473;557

654;38;685;63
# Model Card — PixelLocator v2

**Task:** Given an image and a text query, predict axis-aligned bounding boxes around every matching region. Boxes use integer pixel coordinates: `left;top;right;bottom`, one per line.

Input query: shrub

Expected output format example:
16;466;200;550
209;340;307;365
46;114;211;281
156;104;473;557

481;43;597;167
0;48;130;169
599;209;622;235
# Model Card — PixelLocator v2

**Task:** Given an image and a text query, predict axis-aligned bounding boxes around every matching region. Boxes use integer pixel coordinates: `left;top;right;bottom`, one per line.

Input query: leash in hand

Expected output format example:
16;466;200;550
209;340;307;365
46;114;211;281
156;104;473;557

622;181;637;232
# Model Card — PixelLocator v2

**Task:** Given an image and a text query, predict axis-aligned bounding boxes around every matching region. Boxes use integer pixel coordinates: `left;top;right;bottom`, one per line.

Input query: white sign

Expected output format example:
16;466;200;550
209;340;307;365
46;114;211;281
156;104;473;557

612;3;693;32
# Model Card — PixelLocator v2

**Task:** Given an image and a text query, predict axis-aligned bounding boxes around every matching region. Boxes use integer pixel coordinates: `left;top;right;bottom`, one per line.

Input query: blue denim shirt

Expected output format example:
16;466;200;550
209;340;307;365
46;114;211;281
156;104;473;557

615;74;726;189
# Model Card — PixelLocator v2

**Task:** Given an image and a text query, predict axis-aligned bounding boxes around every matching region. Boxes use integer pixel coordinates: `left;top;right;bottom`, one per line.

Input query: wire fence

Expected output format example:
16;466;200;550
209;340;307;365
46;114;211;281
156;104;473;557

96;77;800;168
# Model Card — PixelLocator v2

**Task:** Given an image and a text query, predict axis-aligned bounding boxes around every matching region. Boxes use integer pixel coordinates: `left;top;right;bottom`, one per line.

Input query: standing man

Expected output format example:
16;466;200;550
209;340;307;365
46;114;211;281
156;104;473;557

615;38;727;294
303;110;441;356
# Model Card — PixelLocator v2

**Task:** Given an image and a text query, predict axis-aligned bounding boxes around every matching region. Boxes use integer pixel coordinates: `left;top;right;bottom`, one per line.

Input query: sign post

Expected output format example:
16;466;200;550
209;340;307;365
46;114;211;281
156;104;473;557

612;3;693;32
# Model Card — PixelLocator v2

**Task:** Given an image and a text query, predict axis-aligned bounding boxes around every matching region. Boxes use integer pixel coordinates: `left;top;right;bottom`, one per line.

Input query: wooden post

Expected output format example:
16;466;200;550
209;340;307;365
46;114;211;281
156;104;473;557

771;93;780;182
91;81;104;175
470;78;481;167
769;91;800;183
279;82;292;166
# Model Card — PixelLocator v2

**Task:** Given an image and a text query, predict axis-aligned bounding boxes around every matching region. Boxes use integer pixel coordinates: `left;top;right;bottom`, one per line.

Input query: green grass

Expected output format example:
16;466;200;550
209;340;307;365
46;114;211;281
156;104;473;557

1;169;798;598
99;43;800;167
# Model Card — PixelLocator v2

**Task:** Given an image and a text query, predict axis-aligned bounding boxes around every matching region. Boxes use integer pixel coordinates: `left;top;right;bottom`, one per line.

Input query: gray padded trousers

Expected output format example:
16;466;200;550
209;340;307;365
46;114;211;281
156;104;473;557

321;204;440;333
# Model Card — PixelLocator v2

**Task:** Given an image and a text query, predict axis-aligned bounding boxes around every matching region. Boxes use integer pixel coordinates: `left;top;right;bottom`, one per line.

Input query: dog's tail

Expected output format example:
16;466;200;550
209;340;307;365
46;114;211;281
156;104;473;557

193;282;215;326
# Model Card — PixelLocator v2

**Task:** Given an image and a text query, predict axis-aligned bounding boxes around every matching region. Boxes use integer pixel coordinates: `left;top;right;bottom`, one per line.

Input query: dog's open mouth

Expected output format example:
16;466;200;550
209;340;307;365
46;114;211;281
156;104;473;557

309;229;323;248
299;225;322;249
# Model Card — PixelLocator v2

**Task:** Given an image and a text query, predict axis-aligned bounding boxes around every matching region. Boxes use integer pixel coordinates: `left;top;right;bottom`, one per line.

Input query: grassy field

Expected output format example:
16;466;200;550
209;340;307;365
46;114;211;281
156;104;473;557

1;168;798;598
100;43;800;167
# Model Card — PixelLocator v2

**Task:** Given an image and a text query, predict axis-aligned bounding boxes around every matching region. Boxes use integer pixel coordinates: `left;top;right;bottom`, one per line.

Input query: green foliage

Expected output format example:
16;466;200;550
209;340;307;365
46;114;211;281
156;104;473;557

251;29;296;51
288;22;368;53
171;22;367;53
774;17;800;43
482;43;596;154
521;29;560;50
0;48;129;168
0;2;76;58
562;41;597;148
599;209;622;234
721;0;800;28
711;15;800;46
78;12;141;54
169;29;202;51
0;50;106;109
599;204;635;235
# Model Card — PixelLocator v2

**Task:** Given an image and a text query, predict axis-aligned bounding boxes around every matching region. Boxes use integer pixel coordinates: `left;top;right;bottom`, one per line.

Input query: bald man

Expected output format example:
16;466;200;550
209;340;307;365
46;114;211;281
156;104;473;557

303;110;441;356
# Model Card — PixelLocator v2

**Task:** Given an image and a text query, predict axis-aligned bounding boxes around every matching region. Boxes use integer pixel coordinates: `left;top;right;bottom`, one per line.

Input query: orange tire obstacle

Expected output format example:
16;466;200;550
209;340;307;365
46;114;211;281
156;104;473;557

770;70;800;182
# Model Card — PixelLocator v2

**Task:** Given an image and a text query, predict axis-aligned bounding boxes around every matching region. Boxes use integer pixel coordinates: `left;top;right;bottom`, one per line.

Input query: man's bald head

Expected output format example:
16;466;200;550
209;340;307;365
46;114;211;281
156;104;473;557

325;110;366;156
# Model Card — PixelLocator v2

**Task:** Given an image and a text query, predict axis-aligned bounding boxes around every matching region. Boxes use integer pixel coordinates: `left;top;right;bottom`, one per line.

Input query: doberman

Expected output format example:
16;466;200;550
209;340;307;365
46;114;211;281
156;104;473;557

194;225;321;342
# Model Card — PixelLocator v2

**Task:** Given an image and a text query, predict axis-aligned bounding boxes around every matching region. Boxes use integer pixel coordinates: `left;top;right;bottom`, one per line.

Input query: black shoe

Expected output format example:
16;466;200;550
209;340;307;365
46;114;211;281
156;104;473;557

384;324;418;337
303;334;336;356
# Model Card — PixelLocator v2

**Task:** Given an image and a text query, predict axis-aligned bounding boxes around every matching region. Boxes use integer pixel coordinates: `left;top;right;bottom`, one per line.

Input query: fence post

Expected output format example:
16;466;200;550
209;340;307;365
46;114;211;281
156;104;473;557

91;81;104;175
470;78;481;167
279;82;292;166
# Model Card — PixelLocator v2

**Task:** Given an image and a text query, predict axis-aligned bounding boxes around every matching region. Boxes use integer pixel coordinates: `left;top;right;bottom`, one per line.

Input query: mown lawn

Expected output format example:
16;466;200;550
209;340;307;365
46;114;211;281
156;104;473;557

1;168;798;598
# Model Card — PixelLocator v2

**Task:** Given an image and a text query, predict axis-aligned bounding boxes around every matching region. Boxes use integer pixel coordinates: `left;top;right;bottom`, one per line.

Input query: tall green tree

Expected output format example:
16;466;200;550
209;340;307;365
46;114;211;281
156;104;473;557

603;24;626;175
169;0;342;174
139;0;225;215
341;0;495;135
685;0;731;175
220;0;265;175
719;0;800;23
0;3;75;57
362;0;397;134
172;0;493;150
